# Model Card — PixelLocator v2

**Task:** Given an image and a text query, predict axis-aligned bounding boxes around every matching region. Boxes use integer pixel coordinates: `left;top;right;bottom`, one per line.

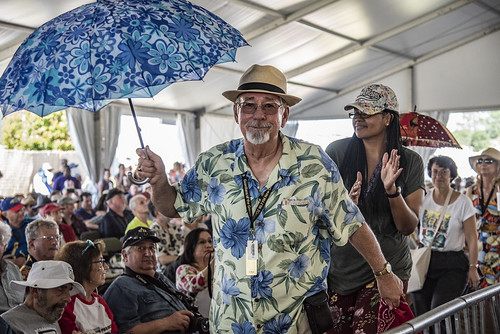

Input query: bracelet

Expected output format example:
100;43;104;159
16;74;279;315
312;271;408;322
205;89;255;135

386;186;401;198
469;264;478;268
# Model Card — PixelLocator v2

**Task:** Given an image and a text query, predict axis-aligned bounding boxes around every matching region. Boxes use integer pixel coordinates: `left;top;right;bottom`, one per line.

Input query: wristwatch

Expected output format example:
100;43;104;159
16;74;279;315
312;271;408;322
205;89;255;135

374;262;392;277
386;186;401;198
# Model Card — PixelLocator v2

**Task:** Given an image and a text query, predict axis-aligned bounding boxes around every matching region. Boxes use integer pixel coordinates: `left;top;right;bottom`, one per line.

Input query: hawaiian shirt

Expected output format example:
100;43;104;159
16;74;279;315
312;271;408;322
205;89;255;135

174;133;364;334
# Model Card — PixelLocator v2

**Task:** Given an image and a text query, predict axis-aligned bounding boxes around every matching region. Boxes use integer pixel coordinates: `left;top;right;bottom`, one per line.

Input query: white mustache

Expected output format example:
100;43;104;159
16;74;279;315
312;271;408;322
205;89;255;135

246;121;272;129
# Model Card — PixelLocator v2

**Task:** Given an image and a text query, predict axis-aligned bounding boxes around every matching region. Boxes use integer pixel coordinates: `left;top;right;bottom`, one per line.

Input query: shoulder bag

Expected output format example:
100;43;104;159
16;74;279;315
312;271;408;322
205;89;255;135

407;188;452;293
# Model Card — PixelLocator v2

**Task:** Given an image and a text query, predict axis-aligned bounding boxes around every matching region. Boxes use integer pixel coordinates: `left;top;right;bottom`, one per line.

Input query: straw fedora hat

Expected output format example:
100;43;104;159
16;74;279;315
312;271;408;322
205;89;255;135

468;147;500;173
222;64;302;106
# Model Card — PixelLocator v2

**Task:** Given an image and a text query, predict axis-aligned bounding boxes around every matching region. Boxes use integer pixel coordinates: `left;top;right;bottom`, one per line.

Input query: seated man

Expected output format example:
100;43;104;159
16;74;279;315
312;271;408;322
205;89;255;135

21;219;60;280
42;203;77;243
1;197;32;267
103;227;202;334
1;260;85;333
74;192;101;230
125;193;153;232
58;196;88;238
99;188;134;238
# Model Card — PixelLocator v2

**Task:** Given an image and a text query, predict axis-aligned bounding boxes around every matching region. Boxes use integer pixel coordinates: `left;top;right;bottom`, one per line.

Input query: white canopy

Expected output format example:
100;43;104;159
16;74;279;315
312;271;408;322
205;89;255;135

0;0;499;181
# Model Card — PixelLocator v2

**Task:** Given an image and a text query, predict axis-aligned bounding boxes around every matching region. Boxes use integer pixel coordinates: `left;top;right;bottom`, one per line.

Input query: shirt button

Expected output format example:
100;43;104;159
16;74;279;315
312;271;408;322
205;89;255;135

254;298;259;303
257;221;263;226
257;324;262;329
258;244;262;250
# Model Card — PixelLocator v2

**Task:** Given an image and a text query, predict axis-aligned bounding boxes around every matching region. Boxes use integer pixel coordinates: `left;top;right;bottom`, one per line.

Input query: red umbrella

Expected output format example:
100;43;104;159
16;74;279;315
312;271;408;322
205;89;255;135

400;110;462;149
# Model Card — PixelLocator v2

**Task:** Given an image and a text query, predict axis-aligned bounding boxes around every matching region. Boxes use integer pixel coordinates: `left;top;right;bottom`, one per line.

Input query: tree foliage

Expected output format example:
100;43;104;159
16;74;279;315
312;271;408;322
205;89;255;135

451;111;500;151
1;111;73;150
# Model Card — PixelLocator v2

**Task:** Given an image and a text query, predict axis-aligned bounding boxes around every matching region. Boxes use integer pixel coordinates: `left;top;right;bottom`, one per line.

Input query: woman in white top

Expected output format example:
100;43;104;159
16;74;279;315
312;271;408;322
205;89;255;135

412;156;480;316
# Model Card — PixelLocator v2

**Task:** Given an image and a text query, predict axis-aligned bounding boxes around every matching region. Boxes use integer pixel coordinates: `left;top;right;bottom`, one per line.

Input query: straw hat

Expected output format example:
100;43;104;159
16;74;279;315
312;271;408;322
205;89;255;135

222;64;302;106
468;147;500;173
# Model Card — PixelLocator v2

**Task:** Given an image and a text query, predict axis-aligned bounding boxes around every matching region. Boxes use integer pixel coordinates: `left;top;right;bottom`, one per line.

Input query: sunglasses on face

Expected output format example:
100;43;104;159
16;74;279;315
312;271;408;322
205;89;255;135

477;158;496;165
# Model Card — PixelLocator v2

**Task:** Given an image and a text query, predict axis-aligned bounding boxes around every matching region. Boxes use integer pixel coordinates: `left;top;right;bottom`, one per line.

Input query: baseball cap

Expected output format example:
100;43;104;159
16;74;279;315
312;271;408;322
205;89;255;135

122;227;160;249
1;197;24;212
57;196;77;206
10;260;84;296
33;196;52;210
344;84;399;115
106;188;124;201
42;203;63;216
22;195;37;206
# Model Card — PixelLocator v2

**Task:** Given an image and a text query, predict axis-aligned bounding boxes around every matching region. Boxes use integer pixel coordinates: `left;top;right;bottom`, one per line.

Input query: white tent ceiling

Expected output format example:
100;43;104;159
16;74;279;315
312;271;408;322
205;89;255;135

0;0;499;122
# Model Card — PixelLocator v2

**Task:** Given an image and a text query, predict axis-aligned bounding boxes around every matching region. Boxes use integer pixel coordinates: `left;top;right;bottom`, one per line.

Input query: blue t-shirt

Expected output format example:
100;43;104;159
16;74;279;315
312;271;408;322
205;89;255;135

4;218;32;258
74;207;96;220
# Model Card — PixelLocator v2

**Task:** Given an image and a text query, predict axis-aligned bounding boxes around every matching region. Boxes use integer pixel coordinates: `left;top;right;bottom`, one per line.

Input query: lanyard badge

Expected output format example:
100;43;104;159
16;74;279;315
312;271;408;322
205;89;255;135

242;174;272;276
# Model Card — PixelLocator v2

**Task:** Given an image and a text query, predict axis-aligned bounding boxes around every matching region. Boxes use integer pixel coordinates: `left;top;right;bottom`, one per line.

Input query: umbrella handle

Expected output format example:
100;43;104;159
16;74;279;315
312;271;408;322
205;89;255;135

127;148;151;185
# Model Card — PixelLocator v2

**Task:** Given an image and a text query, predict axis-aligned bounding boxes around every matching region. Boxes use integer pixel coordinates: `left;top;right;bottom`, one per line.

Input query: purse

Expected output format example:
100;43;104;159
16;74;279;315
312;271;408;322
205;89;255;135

407;188;452;293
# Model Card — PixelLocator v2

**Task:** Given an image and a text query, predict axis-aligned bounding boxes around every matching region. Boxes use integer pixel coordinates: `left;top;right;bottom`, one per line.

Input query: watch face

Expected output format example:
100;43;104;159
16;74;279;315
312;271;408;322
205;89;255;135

386;263;392;273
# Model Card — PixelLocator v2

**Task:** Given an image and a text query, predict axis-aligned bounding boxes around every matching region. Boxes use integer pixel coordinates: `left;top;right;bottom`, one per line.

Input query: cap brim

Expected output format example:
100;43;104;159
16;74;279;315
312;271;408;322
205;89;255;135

9;203;24;212
122;236;161;249
11;279;85;296
222;89;302;106
344;102;399;115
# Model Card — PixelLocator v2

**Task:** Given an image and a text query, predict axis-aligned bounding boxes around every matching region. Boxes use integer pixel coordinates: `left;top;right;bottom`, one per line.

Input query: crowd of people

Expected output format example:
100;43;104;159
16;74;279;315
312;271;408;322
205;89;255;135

0;64;498;333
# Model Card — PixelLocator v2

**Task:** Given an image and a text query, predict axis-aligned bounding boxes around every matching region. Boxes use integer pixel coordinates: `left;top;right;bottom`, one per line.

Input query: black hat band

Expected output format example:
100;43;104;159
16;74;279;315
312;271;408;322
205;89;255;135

238;82;285;94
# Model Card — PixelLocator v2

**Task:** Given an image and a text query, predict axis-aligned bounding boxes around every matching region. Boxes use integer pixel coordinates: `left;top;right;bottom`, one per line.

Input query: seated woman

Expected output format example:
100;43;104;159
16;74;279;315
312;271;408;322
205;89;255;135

175;228;214;318
56;240;118;334
0;223;24;313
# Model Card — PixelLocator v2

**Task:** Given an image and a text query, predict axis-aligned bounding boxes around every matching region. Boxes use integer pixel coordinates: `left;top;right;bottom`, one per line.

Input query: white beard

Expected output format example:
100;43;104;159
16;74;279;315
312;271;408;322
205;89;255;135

246;128;271;145
243;111;282;145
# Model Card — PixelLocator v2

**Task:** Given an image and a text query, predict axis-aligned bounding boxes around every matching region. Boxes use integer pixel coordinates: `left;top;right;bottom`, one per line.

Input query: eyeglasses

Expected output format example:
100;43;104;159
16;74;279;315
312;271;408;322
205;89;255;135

36;235;62;242
236;101;283;115
81;239;96;256
348;112;376;119
92;258;106;265
477;158;496;165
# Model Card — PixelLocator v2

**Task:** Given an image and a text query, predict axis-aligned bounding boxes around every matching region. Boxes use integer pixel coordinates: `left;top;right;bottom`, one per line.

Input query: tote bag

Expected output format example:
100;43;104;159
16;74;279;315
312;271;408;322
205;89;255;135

407;188;452;293
408;246;432;293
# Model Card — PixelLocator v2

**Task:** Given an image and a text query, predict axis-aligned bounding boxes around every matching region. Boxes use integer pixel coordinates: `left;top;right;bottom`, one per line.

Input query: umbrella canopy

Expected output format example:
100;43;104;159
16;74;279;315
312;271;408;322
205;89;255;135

400;111;462;149
0;0;248;117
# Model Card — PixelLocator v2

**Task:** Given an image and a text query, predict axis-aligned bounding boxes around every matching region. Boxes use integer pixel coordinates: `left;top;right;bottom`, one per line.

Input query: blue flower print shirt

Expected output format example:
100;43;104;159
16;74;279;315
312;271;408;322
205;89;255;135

174;133;364;333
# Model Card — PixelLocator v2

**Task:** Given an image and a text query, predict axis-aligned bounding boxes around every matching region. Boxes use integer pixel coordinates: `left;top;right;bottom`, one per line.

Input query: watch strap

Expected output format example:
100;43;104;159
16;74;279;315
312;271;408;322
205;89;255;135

374;262;391;277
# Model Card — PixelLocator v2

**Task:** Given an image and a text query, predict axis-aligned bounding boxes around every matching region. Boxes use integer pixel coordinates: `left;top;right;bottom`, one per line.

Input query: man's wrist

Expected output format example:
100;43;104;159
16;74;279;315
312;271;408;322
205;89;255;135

374;262;392;277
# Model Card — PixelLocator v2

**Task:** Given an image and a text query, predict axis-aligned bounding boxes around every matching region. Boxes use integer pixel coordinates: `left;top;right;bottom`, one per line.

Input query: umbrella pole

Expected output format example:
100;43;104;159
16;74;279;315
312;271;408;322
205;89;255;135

127;98;151;185
128;98;145;149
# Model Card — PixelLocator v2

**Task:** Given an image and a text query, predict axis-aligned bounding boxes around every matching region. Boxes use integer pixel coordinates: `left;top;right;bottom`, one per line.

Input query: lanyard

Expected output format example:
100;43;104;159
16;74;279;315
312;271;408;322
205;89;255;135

480;184;495;216
241;174;272;231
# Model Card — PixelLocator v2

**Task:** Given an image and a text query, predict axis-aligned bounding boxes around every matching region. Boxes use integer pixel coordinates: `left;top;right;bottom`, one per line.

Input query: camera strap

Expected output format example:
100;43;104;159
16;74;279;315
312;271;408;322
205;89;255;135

123;267;196;313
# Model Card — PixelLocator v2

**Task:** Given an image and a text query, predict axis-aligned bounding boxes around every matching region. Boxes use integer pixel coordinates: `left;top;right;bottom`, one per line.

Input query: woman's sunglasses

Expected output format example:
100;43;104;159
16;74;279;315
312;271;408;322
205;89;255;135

477;158;496;165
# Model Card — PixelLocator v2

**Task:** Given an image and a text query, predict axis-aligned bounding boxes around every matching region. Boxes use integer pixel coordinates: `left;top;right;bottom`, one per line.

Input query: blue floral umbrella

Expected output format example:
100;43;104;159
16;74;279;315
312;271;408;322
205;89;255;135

0;0;247;183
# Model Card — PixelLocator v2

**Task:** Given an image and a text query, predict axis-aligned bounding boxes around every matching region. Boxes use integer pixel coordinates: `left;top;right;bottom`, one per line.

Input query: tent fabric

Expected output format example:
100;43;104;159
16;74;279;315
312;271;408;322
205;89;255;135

0;0;499;179
67;107;121;183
